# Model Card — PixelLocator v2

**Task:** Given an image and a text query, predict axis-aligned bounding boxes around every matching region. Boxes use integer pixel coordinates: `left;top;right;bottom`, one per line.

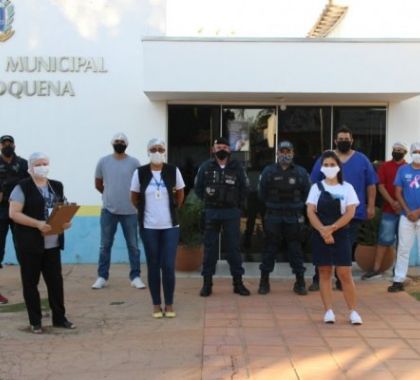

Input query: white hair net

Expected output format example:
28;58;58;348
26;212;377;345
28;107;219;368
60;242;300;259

28;152;49;168
410;142;420;154
392;141;408;151
111;132;128;145
147;138;166;151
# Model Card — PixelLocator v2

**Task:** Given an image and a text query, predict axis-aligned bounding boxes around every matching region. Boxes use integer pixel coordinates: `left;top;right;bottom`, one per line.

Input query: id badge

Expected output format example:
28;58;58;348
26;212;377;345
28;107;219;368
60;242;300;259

155;190;161;200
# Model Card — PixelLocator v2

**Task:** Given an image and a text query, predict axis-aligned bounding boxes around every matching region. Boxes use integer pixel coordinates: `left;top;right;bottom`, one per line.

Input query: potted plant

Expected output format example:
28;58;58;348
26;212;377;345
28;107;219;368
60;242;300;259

354;207;395;272
176;190;204;272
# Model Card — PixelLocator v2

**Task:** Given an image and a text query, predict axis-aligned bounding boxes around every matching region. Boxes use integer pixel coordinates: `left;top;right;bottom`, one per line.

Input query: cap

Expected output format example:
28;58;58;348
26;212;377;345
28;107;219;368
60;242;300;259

147;138;166;150
111;132;128;145
392;141;408;151
278;140;294;150
214;137;229;146
410;142;420;154
0;135;14;143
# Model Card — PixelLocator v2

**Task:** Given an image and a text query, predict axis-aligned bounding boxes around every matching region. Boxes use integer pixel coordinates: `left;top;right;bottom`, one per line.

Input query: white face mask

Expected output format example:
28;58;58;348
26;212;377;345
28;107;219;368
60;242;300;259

149;152;165;165
321;166;340;179
33;165;49;178
411;153;420;164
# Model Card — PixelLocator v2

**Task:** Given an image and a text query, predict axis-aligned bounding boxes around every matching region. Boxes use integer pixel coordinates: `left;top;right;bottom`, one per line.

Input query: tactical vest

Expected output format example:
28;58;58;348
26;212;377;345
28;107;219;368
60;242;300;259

266;167;302;204
203;162;240;208
0;155;28;206
14;178;65;254
137;163;178;228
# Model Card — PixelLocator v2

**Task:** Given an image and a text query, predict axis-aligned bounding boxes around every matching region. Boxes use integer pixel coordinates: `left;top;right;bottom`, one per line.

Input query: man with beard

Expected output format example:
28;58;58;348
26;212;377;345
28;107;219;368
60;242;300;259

0;135;28;268
309;126;378;291
92;133;145;290
195;137;250;297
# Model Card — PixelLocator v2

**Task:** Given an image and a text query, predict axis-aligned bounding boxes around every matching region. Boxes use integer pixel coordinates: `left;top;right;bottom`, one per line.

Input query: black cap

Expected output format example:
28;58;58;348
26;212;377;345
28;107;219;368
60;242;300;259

214;137;229;146
0;135;14;143
278;140;293;150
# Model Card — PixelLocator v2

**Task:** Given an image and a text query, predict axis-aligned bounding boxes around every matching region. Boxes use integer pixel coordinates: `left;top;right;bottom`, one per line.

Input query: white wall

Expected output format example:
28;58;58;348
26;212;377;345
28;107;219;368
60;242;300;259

0;0;167;205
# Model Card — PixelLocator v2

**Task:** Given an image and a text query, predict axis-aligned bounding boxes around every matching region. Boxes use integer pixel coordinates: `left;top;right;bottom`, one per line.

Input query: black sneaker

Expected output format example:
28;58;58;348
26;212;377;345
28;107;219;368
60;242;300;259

53;320;76;329
388;282;404;293
31;324;43;334
308;281;319;291
361;270;382;280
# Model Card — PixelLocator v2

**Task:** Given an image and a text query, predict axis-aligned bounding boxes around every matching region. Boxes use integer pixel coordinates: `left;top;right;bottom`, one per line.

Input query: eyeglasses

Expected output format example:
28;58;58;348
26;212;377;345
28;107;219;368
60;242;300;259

149;147;165;153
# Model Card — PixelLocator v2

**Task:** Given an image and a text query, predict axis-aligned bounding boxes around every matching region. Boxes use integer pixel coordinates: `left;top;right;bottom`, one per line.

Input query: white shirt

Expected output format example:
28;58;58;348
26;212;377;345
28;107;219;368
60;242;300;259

306;180;360;215
130;167;185;229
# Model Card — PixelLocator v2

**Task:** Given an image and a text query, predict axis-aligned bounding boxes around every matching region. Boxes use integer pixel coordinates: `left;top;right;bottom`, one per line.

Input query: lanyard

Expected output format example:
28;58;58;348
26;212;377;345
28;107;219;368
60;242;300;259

152;173;163;190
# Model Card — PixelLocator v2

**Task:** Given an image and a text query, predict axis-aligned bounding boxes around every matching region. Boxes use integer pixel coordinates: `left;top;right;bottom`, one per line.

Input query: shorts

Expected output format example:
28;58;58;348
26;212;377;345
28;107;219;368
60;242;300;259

377;212;399;246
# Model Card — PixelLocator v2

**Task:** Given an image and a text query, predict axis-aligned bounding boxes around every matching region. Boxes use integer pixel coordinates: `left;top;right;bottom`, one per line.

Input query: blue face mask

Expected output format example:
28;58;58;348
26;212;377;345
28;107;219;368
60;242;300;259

278;153;293;164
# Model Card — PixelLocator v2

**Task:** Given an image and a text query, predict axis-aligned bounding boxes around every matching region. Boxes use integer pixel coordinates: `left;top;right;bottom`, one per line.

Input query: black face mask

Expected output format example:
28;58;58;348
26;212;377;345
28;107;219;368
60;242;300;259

392;151;405;162
1;146;15;157
336;140;352;153
215;150;230;160
113;143;127;154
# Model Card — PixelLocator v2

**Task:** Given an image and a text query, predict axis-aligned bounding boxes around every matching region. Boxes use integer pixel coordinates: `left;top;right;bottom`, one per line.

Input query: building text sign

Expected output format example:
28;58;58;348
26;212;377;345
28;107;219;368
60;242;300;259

0;56;107;99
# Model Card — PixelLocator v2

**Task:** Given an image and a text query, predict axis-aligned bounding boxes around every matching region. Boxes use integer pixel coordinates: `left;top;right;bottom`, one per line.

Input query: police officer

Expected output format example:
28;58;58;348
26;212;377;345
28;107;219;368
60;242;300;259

0;135;28;267
195;137;250;297
258;141;310;295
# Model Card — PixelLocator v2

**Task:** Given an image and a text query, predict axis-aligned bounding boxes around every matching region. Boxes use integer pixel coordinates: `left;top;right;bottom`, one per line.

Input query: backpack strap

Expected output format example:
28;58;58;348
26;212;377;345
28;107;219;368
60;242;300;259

316;181;325;192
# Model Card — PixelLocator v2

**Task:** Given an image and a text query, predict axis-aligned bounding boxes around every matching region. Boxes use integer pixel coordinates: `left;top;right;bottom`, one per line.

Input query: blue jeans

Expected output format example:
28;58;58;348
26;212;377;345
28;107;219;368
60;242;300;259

140;227;180;306
97;209;141;281
378;212;400;246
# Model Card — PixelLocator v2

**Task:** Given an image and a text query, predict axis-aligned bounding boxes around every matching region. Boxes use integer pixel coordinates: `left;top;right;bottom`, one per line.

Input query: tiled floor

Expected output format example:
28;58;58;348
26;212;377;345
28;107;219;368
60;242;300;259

1;264;420;379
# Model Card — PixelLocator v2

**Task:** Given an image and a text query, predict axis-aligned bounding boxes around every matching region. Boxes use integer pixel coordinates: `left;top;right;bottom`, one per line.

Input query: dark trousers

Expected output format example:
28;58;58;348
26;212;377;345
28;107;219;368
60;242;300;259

0;217;15;264
202;216;244;277
260;218;305;275
140;227;179;306
17;247;66;326
312;219;362;282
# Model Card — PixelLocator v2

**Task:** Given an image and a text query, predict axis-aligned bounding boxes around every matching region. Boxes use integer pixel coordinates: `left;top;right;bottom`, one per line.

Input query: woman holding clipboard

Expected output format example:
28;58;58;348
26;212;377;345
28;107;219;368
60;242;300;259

9;152;75;334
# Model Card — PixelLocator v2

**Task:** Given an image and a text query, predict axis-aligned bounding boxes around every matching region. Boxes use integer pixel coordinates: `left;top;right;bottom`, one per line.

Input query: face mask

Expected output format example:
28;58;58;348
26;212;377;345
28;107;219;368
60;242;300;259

149;152;165;165
321;166;340;179
336;140;352;153
278;153;293;164
1;146;14;157
392;151;405;162
33;165;49;178
215;150;230;160
412;153;420;164
113;143;127;154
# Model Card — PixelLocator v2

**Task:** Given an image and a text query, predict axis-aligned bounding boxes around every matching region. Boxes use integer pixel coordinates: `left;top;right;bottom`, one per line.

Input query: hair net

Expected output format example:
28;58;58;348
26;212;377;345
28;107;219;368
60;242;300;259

147;138;166;150
111;132;128;145
410;142;420;154
28;152;49;168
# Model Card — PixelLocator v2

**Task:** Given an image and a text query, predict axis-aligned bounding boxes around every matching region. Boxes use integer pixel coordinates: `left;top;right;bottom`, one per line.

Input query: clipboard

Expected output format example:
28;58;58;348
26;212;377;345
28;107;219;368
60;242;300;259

44;203;80;235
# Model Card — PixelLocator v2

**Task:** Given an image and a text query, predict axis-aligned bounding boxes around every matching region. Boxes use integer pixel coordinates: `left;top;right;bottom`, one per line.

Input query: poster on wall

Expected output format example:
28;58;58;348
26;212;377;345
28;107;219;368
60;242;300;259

228;120;250;152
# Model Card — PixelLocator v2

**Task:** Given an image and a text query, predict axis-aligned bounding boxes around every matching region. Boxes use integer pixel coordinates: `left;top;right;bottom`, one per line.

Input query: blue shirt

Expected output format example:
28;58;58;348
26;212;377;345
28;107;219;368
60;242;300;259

310;151;378;220
394;164;420;215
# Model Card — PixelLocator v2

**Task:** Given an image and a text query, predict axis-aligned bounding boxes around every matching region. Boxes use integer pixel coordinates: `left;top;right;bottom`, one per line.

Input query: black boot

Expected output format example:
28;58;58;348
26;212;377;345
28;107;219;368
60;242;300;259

200;275;213;297
293;273;307;295
233;275;251;296
258;272;270;295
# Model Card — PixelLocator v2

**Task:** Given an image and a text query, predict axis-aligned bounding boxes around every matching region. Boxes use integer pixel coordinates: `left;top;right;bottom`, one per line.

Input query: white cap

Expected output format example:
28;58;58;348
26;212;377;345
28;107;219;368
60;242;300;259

28;152;49;168
147;138;166;150
111;132;128;145
392;141;408;151
410;142;420;154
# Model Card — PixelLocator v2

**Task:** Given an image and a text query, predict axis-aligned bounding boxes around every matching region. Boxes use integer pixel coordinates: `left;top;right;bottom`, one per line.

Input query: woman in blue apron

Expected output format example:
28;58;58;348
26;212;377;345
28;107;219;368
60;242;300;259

306;150;363;325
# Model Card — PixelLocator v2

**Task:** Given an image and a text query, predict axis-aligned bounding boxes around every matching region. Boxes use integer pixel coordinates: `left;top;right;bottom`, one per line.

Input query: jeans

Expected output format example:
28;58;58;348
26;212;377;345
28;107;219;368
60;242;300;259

0;217;15;264
17;247;66;327
140;227;179;306
97;208;141;281
378;212;400;246
260;218;305;275
394;215;420;283
202;216;245;277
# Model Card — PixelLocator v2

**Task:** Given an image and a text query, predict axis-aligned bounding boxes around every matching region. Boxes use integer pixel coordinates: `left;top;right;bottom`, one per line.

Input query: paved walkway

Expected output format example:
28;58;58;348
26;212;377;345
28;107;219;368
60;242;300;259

1;264;420;379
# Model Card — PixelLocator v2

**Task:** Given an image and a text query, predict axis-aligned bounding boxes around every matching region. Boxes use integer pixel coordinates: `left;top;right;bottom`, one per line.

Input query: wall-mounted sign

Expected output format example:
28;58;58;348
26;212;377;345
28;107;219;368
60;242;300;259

0;0;14;42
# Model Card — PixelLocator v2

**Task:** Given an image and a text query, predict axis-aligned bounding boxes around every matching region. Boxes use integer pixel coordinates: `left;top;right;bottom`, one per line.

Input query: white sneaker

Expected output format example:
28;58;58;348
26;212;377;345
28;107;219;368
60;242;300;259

349;310;363;325
92;277;107;289
131;277;146;289
323;309;336;324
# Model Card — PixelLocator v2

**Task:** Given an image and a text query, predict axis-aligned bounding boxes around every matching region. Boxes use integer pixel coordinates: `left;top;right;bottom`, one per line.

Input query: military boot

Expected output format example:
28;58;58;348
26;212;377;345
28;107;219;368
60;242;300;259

233;275;251;296
200;275;213;297
258;272;270;295
293;273;307;295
